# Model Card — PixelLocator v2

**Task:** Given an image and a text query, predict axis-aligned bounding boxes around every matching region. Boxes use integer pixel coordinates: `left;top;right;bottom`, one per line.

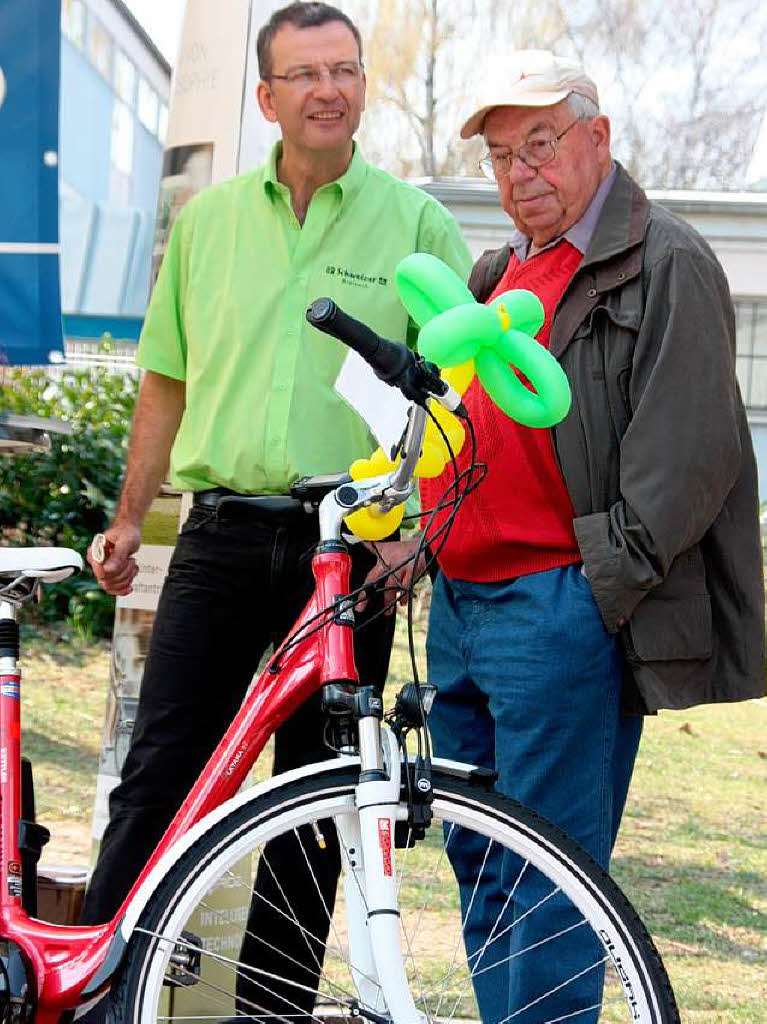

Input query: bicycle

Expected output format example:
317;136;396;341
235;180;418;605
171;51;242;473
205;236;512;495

0;297;679;1024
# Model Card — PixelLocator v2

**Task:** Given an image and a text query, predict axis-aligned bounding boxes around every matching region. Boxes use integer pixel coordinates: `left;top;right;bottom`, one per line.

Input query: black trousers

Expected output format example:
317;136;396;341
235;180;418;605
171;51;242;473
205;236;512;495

81;505;395;1018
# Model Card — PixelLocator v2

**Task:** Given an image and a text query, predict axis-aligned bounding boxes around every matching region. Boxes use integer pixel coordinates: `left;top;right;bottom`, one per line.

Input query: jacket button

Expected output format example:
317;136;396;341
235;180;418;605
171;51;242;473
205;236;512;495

616;616;627;628
587;288;597;297
617;272;626;280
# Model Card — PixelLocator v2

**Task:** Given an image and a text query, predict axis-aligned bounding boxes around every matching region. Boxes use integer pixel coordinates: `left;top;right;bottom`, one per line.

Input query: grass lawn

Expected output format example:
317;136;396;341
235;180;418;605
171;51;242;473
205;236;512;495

17;613;767;1021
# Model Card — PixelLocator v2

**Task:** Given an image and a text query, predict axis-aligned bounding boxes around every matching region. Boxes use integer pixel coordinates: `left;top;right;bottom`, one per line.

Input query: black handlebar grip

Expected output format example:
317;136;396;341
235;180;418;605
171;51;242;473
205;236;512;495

306;298;413;385
306;298;382;360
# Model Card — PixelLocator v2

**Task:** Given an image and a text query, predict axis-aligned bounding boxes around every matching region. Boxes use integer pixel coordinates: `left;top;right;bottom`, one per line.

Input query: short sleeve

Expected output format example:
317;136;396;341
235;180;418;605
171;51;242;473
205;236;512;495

136;209;191;381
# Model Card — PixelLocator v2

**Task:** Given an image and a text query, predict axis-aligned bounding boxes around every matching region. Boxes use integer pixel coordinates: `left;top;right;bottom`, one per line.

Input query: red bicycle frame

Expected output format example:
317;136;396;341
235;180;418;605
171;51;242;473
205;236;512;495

0;544;357;1024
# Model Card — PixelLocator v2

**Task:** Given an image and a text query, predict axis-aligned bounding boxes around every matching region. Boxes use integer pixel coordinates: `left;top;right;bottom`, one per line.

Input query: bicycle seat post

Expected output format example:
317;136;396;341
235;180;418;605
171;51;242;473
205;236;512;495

0;599;20;675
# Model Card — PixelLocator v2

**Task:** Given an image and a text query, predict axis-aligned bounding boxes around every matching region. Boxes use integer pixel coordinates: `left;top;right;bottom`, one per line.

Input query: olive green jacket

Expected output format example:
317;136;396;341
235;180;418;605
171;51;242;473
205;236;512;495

469;163;765;713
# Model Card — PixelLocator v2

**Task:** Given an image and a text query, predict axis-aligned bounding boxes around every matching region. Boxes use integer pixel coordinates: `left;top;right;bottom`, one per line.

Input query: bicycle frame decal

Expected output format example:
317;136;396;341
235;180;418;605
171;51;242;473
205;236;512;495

378;817;393;877
0;547;358;1021
0;675;20;699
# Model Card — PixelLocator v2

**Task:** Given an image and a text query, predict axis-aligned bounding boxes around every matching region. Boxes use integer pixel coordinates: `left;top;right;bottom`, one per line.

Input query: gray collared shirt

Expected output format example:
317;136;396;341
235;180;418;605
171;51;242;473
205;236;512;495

512;162;617;262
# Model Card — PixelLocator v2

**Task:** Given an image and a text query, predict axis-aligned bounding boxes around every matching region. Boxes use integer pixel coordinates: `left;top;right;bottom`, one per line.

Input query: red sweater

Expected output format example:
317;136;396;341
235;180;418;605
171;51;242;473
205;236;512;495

421;241;583;582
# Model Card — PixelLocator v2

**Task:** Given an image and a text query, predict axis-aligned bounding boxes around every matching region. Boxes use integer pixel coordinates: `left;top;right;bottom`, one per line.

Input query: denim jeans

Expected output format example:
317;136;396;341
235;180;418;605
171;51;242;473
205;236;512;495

81;505;395;1019
427;565;642;1024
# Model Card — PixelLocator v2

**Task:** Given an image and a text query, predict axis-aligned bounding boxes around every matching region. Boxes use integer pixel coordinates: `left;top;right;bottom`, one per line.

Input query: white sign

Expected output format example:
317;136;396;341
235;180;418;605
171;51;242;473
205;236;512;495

116;545;174;612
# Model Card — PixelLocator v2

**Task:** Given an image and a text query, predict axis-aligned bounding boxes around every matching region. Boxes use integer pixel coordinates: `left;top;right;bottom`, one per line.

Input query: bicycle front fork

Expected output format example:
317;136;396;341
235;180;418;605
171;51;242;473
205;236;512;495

336;713;428;1024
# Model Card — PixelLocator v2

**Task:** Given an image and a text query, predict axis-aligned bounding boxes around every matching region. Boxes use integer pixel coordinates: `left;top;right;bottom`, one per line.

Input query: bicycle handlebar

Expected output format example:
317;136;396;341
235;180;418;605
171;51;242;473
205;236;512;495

306;298;412;382
306;298;456;409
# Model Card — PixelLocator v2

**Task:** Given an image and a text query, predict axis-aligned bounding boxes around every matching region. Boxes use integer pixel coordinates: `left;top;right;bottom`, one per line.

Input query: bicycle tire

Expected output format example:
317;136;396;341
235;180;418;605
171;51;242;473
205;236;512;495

107;762;679;1024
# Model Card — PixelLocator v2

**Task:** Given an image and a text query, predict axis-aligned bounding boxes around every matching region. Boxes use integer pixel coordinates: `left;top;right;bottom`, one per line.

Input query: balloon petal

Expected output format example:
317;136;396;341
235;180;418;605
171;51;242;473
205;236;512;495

418;304;502;367
395;253;475;328
344;503;405;541
428;402;466;450
442;359;475;396
475;342;571;428
350;448;396;481
490;289;545;338
415;441;448;478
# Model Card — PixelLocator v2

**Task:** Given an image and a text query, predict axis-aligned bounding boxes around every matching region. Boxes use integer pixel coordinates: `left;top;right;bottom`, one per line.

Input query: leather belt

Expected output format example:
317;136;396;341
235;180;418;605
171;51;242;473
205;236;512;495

193;488;311;517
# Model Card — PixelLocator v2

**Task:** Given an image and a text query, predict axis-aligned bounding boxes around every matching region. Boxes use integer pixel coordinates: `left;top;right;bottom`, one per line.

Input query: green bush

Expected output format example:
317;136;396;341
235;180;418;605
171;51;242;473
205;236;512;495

0;351;137;637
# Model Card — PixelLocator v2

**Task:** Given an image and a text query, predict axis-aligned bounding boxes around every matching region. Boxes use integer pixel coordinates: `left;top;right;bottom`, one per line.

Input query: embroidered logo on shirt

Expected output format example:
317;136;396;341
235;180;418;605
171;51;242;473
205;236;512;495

325;266;388;288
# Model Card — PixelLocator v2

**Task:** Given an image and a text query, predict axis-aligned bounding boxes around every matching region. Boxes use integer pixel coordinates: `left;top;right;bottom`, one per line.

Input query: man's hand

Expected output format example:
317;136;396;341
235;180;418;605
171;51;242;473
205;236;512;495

359;538;429;614
88;522;141;596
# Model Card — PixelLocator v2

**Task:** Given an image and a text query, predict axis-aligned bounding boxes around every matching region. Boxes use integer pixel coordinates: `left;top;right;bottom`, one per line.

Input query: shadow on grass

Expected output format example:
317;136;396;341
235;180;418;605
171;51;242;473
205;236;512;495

22;729;97;777
612;854;766;962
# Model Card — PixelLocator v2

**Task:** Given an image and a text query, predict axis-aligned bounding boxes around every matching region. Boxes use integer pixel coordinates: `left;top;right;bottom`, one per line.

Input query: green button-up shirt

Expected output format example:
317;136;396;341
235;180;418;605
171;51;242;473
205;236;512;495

137;144;472;493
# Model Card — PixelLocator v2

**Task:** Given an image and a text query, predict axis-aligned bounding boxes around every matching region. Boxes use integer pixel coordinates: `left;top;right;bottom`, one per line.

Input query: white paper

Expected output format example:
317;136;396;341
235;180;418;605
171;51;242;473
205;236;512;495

334;351;410;455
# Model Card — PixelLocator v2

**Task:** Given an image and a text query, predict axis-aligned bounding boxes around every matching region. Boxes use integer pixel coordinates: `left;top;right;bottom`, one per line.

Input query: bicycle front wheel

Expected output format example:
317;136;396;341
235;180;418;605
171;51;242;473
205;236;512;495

108;762;679;1024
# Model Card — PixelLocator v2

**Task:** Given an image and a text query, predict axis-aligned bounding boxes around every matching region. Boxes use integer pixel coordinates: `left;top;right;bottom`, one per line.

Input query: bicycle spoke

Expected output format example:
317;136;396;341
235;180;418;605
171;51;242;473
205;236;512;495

196;897;356;1003
542;1004;604;1023
220;863;382;1007
136;927;332;1023
154;951;292;1024
499;956;610;1022
471;919;588;979
292;825;347;961
257;851;325;972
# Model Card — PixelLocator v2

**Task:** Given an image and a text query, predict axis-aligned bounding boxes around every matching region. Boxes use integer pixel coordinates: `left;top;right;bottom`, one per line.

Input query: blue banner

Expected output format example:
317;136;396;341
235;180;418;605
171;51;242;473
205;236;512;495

0;0;63;366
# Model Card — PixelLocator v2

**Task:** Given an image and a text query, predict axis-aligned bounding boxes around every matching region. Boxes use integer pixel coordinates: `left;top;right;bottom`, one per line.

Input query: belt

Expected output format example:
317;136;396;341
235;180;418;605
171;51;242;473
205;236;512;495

193;488;311;518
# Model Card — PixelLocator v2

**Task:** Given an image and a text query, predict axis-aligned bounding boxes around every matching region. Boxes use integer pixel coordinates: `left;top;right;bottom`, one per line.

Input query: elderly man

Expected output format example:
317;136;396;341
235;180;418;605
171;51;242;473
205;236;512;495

372;50;764;1022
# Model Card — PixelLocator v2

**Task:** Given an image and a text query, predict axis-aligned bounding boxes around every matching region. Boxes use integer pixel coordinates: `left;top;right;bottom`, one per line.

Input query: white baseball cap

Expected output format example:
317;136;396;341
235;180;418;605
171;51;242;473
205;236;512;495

460;50;599;140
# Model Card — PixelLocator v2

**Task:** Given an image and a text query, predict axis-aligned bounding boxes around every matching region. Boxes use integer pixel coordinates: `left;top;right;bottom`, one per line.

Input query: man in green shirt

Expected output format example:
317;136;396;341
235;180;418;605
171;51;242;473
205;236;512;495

84;1;471;1018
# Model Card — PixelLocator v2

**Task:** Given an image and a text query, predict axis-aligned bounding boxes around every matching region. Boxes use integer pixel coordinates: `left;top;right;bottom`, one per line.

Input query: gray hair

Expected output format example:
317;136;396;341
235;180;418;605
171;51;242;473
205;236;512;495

567;93;600;120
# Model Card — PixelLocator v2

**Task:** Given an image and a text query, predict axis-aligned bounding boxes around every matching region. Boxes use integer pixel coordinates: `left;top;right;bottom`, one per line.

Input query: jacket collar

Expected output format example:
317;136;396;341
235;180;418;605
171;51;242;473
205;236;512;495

548;164;649;359
580;161;649;270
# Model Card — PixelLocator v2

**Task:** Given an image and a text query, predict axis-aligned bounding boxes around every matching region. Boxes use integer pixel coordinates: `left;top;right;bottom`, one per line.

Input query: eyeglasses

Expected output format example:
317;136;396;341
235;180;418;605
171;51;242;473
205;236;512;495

478;119;581;179
269;61;364;90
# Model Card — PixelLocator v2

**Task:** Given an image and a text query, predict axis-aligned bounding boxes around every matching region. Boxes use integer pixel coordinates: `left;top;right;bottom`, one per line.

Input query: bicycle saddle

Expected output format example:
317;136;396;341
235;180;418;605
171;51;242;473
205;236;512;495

0;548;83;583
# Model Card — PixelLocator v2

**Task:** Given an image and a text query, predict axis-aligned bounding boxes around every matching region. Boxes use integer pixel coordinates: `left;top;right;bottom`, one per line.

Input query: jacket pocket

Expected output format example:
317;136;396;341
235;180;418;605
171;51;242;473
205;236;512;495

627;594;712;661
625;545;713;661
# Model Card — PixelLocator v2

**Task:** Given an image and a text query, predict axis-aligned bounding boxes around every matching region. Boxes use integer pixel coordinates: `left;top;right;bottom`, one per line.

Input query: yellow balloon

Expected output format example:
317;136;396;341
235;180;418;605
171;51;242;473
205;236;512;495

344;503;405;541
441;359;475;396
415;440;448;479
426;402;465;451
350;447;396;481
412;402;466;478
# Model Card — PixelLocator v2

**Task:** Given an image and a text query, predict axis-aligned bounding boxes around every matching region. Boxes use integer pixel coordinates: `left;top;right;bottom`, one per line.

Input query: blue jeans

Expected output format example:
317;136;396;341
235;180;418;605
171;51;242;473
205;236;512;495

427;566;643;1024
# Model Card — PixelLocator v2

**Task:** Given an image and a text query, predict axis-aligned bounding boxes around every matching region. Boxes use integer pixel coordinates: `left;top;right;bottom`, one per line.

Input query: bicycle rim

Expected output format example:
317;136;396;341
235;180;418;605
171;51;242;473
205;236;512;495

110;763;678;1024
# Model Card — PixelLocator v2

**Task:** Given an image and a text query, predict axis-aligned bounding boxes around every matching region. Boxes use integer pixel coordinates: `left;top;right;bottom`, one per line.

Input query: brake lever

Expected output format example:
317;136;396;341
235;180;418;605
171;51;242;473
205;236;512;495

410;358;466;416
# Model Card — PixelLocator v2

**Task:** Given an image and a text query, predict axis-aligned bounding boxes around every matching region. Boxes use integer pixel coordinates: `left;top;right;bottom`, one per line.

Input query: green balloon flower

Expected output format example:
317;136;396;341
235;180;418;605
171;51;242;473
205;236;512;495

395;253;571;428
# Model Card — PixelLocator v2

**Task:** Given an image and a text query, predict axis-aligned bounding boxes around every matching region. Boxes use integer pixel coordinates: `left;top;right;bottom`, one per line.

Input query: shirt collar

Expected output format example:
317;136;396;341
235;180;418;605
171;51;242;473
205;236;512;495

262;141;367;207
512;162;617;262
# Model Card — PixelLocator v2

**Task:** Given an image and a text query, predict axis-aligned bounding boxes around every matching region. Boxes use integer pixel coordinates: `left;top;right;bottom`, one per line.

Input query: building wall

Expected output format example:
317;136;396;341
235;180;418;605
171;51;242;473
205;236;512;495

60;42;113;203
59;0;170;321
